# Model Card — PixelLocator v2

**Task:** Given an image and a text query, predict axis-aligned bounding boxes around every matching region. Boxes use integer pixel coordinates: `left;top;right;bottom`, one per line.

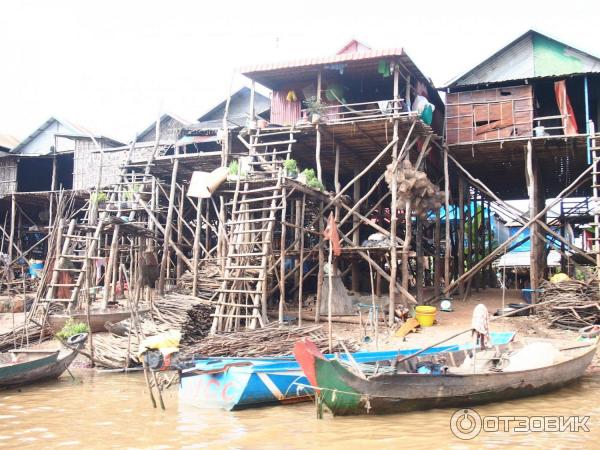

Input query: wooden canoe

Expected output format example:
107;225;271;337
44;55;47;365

47;309;146;333
294;337;598;416
0;333;88;388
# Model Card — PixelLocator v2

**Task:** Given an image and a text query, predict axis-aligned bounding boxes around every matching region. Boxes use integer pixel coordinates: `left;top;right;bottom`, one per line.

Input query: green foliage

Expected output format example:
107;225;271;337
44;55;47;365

302;168;324;191
124;184;141;201
91;191;108;205
229;160;240;176
55;319;89;341
303;96;328;117
283;159;298;175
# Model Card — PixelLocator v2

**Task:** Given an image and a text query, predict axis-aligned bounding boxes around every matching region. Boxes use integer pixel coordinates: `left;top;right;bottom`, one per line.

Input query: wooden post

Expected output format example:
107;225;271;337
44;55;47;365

526;140;538;302
279;189;287;323
316;70;323;183
444;148;451;289
192;198;203;296
458;177;465;296
297;194;306;326
416;217;423;303
7;195;15;295
176;186;185;279
389;63;400;325
158;159;179;294
434;209;441;299
401;199;412;306
249;80;256;122
351;170;360;292
486;199;493;287
315;202;324;323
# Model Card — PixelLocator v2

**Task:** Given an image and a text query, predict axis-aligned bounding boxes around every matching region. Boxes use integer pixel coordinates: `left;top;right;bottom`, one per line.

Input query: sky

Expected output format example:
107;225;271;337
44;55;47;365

1;0;598;143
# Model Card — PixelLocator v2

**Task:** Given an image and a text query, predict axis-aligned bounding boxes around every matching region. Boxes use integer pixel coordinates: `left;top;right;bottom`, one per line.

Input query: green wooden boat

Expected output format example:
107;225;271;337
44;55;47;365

294;337;598;416
0;333;87;388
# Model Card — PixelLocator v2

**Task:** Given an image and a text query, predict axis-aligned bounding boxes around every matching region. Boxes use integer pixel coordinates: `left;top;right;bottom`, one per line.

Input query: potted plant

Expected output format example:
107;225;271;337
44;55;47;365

304;96;328;124
301;168;325;192
283;159;298;178
92;191;108;210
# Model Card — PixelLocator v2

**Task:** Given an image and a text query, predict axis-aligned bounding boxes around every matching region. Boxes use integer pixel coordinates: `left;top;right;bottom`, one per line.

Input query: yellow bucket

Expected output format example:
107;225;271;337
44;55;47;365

415;306;437;327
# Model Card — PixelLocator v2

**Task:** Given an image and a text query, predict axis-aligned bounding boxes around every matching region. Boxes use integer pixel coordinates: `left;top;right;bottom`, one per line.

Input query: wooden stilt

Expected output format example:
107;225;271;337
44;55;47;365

444;148;451;289
315;202;324;323
297;194;306;326
158;159;179;294
192;198;203;296
389;63;400;325
434;209;441;299
176;186;185;279
351;171;360;292
526;140;538;302
416;217;423;303
458;177;465;297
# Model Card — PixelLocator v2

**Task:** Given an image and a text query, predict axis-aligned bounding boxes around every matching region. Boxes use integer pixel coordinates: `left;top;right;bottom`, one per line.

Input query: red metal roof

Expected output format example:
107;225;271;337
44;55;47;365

241;48;405;75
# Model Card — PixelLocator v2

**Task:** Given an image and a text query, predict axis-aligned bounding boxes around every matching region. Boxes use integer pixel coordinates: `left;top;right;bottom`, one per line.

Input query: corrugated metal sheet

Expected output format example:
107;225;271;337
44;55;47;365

445;30;600;89
241;48;404;75
0;134;19;151
449;34;534;87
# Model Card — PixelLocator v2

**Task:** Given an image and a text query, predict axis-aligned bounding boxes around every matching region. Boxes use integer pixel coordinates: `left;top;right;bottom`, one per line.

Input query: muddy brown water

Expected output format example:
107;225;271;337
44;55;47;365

0;370;599;449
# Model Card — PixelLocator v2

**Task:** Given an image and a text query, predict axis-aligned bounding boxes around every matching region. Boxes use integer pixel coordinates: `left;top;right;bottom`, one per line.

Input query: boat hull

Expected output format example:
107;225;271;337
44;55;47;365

296;339;598;416
179;332;516;410
47;311;136;333
0;347;80;388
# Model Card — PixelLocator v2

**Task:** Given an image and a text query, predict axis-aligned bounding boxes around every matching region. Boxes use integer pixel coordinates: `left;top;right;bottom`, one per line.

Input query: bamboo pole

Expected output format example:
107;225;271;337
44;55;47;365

526;139;538;302
297;195;306;326
444;148;451;288
316;70;323;183
434;209;441;299
457;176;465;297
327;242;333;352
158;159;179;294
191;198;203;296
445;163;594;294
176;186;185;279
279;189;287;323
416;217;423;303
351;171;360;292
315;202;324;323
389;64;400;325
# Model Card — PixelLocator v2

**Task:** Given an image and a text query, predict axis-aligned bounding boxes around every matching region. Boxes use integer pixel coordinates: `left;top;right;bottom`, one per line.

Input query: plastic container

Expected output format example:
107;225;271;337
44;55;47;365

29;260;44;278
521;289;534;304
415;305;437;327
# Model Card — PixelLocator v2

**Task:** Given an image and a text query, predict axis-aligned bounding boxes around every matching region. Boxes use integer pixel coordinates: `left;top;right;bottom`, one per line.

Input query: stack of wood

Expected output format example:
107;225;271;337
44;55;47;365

385;160;445;218
538;279;600;329
92;293;211;368
175;260;221;299
180;303;213;345
180;323;357;358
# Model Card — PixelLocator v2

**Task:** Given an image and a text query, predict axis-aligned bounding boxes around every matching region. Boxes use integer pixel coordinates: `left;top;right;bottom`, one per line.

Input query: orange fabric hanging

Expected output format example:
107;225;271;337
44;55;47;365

554;80;578;135
323;212;341;256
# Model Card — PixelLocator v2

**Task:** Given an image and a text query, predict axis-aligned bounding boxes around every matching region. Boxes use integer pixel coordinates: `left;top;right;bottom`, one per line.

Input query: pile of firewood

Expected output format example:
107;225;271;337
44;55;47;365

175;260;221;299
180;303;213;345
538;279;600;329
385;160;445;217
180;323;357;358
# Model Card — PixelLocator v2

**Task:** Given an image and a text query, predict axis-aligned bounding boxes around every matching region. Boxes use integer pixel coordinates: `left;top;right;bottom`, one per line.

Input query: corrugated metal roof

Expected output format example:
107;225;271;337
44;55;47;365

0;134;19;150
242;48;405;74
444;30;600;89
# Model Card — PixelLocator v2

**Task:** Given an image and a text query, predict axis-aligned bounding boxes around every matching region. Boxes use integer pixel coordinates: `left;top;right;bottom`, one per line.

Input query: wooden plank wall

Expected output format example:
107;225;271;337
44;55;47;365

0;157;18;195
446;85;533;145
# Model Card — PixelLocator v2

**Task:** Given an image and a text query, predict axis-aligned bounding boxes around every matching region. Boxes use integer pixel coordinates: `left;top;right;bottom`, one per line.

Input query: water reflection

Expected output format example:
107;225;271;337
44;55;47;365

0;370;598;449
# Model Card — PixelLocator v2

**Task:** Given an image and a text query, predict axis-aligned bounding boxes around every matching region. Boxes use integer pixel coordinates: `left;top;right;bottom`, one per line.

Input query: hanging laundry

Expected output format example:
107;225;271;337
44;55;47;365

377;59;390;78
286;90;298;102
323;212;341;256
554;80;578;135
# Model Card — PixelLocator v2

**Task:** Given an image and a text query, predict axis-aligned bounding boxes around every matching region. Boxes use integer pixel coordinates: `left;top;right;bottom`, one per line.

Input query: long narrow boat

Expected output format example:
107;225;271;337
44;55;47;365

47;309;147;333
293;336;598;416
0;333;88;388
179;331;515;410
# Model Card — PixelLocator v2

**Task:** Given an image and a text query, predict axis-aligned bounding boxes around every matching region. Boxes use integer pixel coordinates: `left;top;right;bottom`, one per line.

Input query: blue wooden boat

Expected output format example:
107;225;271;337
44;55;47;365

179;331;515;410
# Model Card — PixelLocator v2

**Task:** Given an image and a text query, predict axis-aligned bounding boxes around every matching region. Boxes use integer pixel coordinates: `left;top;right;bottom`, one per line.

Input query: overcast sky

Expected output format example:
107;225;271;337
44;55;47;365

1;0;598;143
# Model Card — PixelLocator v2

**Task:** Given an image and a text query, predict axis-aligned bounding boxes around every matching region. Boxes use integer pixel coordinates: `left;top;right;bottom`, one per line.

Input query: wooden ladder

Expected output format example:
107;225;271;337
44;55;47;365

211;127;294;333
